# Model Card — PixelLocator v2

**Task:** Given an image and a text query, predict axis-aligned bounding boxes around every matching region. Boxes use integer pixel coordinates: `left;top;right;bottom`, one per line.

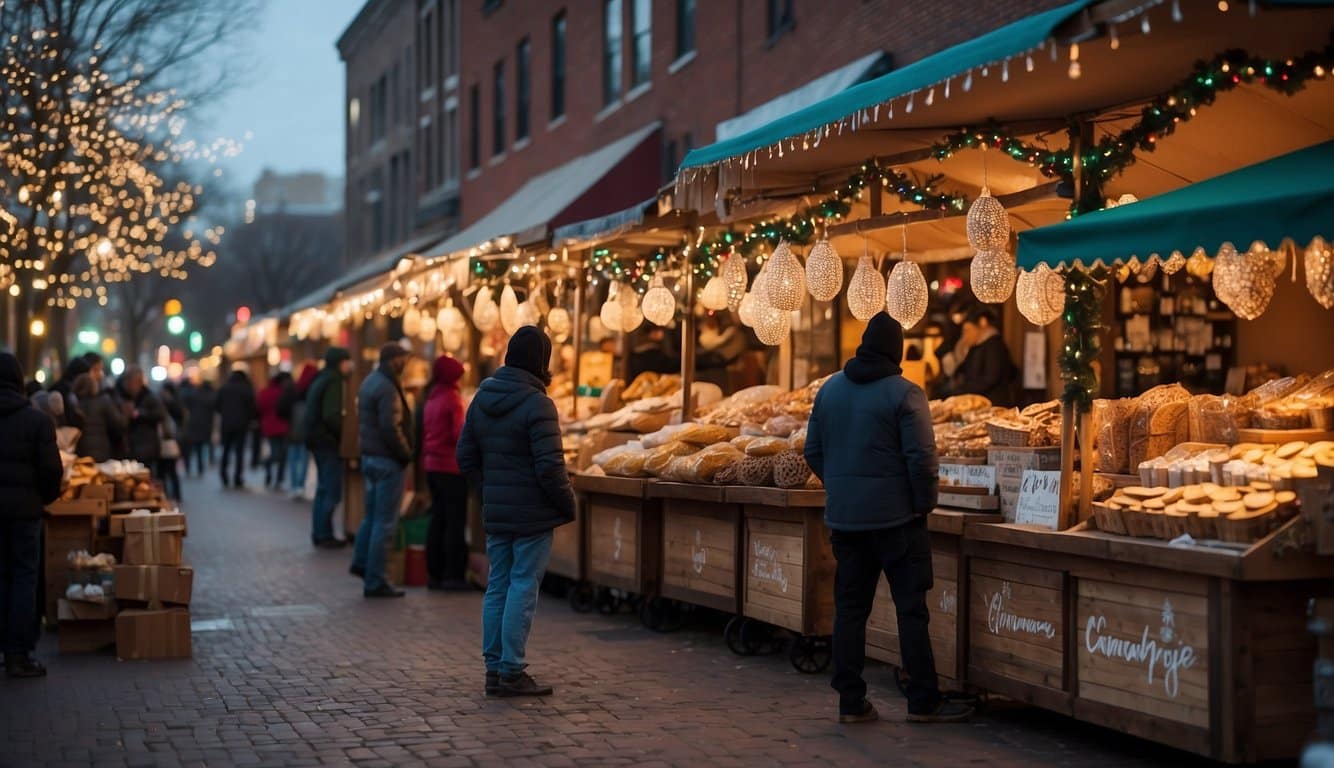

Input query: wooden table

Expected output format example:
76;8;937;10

648;482;742;614
572;474;661;597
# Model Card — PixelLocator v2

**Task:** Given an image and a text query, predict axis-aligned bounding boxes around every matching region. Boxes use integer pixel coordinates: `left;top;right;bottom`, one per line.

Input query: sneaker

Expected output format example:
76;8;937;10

838;699;879;724
5;655;47;679
497;671;552;697
906;700;974;723
485;671;499;696
349;565;366;578
363;584;405;598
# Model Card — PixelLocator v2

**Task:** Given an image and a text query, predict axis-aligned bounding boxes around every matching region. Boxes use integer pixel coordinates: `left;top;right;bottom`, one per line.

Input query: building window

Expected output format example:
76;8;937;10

421;124;433;189
603;0;622;105
419;10;432;91
371;74;388;142
435;111;446;186
445;105;459;183
766;0;794;41
482;0;502;13
683;130;694;153
446;0;459;78
469;84;480;170
516;37;531;141
675;0;695;59
630;0;650;87
492;60;505;156
662;138;678;185
370;174;385;251
551;11;566;119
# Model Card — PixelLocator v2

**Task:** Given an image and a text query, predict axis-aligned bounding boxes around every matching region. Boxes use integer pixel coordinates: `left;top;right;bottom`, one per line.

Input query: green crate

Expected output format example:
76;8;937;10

394;516;431;550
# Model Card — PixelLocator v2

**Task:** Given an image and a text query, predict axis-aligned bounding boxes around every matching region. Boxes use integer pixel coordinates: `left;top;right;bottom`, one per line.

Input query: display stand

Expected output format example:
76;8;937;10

572;474;662;607
648;482;743;614
547;501;584;582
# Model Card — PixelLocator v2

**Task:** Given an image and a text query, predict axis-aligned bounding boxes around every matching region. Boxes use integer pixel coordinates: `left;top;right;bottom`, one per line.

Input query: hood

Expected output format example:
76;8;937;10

324;346;351;372
0;352;24;395
0;387;28;415
431;355;464;392
295;363;319;393
224;370;251;389
844;312;904;384
473;366;546;417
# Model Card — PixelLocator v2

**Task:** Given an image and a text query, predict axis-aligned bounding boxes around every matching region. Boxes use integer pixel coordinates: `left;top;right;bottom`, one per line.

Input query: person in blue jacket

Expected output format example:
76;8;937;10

457;326;575;699
805;312;973;725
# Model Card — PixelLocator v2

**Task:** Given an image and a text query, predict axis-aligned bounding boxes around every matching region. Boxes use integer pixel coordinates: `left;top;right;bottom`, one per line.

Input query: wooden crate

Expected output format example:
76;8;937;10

43;513;96;623
579;478;660;595
654;485;742;613
740;504;835;636
547;500;583;581
967;557;1069;710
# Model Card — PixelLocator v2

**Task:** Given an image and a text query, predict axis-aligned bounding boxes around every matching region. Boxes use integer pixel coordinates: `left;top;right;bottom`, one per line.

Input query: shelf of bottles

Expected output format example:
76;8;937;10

1112;271;1237;396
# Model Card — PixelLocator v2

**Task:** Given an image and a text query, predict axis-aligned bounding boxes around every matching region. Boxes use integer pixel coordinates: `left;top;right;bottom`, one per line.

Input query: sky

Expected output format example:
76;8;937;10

193;0;367;196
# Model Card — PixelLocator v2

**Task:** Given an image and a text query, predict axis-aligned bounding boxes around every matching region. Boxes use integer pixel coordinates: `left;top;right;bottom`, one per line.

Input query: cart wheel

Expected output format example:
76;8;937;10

789;635;832;674
725;616;761;656
639;596;682;633
568;582;596;613
595;588;622;615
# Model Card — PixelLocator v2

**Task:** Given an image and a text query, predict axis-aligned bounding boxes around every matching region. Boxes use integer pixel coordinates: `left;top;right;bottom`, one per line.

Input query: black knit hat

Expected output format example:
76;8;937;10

379;342;409;367
0;352;24;393
858;312;905;364
505;326;551;384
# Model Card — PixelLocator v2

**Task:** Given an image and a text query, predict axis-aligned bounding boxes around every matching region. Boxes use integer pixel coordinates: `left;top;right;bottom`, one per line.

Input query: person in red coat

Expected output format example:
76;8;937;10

420;355;470;590
257;372;293;490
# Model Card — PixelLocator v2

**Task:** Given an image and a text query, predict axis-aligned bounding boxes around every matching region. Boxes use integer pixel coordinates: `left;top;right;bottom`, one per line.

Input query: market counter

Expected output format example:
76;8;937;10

571;474;661;597
648;482;741;613
961;518;1332;763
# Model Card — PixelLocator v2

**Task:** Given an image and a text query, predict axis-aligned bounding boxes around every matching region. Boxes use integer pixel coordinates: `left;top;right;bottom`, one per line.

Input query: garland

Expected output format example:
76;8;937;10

1059;267;1105;409
588;246;674;290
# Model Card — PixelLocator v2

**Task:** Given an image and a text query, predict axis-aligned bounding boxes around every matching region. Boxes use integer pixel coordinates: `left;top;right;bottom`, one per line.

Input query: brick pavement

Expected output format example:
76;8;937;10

1;470;1222;768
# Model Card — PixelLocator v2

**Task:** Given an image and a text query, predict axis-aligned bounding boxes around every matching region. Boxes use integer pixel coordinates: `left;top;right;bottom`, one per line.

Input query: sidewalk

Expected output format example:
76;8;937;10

0;469;1217;767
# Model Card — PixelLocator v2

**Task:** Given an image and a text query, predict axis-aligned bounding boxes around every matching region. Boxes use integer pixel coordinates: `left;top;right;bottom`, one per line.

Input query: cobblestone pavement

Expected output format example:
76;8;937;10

1;469;1227;768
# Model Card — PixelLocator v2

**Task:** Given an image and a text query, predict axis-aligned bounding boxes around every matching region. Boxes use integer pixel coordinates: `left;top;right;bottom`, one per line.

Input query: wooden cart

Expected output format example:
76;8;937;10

546;496;583;582
571;474;662;614
961;516;1333;763
866;508;1001;692
727;486;837;673
640;482;744;631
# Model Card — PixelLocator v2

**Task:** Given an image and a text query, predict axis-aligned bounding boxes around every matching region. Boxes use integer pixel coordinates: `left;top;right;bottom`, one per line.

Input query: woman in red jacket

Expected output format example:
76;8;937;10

257;372;293;490
421;355;470;590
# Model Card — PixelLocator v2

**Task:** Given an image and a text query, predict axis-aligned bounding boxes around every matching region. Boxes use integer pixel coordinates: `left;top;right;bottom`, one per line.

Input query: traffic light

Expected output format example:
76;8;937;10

164;299;182;316
166;315;186;335
188;331;203;353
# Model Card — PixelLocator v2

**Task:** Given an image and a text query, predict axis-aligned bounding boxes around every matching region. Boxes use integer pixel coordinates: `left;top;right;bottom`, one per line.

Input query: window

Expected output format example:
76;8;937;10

675;0;695;58
683;130;694;152
492;60;505;156
419;10;432;90
435;111;446;185
370;172;385;251
516;38;531;141
630;0;650;87
602;0;622;105
482;0;502;13
436;2;446;85
421;124;433;189
551;11;566;119
445;0;459;78
766;0;794;40
391;61;400;124
662;138;677;185
445;105;459;183
389;154;400;243
371;74;388;142
468;84;480;170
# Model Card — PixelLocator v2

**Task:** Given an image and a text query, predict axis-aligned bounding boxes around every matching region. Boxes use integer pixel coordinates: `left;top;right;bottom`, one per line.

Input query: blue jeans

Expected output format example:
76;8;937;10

0;517;41;655
311;448;343;543
482;531;554;677
352;455;406;591
287;442;309;491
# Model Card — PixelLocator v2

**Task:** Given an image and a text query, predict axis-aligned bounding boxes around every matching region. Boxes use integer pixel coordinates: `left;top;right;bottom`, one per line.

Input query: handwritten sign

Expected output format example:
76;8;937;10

939;463;997;492
1014;470;1061;530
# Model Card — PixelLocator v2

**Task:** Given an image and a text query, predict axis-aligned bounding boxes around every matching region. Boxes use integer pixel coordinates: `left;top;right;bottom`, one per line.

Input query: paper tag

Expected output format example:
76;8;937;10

940;463;996;492
1014;470;1061;530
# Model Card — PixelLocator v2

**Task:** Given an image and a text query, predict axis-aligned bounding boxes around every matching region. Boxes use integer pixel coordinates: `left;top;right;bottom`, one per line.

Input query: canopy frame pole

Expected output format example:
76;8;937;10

568;247;583;419
827;182;1060;238
680;214;700;421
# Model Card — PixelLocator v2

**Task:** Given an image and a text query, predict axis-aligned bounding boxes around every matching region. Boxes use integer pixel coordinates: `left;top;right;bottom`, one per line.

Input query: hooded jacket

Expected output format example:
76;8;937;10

805;313;938;530
258;376;292;438
0;354;64;520
286;363;319;444
421;356;465;475
456;365;575;536
357;362;414;466
75;375;127;462
304;348;350;452
215;370;258;436
179;382;216;444
117;379;166;463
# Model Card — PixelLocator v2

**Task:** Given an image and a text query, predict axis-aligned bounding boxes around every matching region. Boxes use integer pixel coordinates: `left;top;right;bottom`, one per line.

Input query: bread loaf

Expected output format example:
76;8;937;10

1128;385;1190;469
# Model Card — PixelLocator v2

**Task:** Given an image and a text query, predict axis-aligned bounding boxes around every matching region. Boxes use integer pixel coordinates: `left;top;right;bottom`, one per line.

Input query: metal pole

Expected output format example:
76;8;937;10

568;247;583;419
681;263;696;422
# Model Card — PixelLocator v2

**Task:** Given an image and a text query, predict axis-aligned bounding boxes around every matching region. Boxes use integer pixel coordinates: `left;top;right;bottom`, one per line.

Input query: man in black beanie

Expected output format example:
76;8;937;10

805;313;972;724
351;342;415;597
0;352;63;677
458;326;574;697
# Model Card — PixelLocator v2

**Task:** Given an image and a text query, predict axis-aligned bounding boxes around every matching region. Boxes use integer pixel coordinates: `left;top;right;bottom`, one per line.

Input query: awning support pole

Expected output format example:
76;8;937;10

568;247;582;419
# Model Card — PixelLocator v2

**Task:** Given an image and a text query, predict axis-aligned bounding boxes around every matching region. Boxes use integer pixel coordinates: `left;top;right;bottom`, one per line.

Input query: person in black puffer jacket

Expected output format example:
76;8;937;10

0;352;63;679
215;368;257;488
458;326;575;699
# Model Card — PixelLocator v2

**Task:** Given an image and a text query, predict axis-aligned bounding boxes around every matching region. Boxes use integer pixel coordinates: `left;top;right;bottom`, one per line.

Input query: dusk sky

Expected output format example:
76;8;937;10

195;0;366;195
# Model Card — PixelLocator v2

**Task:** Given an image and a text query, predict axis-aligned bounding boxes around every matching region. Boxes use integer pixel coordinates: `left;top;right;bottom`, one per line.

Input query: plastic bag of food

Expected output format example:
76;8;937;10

762;414;805;437
675;422;733;446
738;455;776;486
787;427;807;452
744;436;791;457
603;450;649;477
1093;399;1130;474
773;450;813;489
644;441;699;476
641;423;688;449
1188;394;1245;444
713;459;743;485
592;441;642;469
681;444;746;483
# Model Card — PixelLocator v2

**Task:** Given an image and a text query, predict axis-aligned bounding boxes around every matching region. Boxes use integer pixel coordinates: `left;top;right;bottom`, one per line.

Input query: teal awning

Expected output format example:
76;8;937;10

679;0;1095;170
1017;141;1334;270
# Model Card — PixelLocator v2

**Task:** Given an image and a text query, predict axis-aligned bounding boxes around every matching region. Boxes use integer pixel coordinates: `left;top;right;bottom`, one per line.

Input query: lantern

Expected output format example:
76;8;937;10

641;275;676;326
618;282;644;333
473;288;499;332
805;239;843;302
599;282;624;332
1213;241;1276;320
966;187;1010;251
885;260;928;329
437;304;465;336
547;307;572;339
1162;250;1186;275
765;240;806;311
1016;264;1066;326
402;306;421;337
737;292;758;327
1186;246;1214;278
516;299;541;329
1305;236;1333;309
417;313;437;342
970;249;1017;303
321;314;339;340
700;275;730;311
721;253;748;310
753;302;791;346
846;254;885;321
499;284;522;335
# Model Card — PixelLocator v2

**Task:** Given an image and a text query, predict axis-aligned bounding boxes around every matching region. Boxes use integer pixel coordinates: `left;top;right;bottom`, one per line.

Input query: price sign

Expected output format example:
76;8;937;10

1014;470;1061;530
939;463;997;492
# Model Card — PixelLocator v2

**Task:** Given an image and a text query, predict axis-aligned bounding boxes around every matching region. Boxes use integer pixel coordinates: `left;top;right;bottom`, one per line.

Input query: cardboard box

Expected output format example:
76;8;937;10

115;608;191;660
47;484;113;518
122;512;186;566
57;598;118;654
988;447;1062;523
113;565;193;607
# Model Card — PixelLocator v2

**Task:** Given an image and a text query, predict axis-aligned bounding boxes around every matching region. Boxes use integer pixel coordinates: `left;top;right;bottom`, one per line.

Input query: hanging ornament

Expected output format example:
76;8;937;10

417;313;437;342
1135;259;1159;283
547;307;572;339
516;299;541;329
970;249;1017;303
599;282;624;332
737;292;758;327
967;189;1010;251
765;240;806;311
721;252;749;310
437;303;466;336
846;252;885;321
1162;250;1186;275
473;288;499;332
700;275;730;311
805;239;843;302
530;284;551;316
1249;240;1286;278
402;306;422;337
1305;236;1334;309
321;314;340;340
641;275;677;326
618;281;644;333
753;303;791;346
442;329;465;353
1016;264;1066;326
499;284;523;335
885;261;928;329
1186;246;1214;278
1213;241;1276;320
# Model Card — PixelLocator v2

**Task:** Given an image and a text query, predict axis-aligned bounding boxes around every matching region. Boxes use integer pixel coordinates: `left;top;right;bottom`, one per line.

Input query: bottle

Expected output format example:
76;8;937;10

1120;286;1133;314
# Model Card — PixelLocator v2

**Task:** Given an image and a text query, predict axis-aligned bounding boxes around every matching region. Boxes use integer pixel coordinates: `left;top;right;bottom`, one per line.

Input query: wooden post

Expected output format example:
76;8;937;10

568;248;583;419
1077;405;1094;524
681;263;696;421
1058;400;1076;530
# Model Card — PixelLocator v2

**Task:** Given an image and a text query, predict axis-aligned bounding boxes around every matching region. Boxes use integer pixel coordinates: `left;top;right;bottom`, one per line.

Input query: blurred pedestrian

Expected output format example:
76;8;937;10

946;306;1018;407
258;372;293;490
215;367;257;489
0;353;62;678
304;348;351;547
286;363;318;500
351;344;414;598
116;367;165;471
458;327;575;697
48;357;90;429
805;313;971;725
157;381;184;501
81;353;106;391
73;372;126;462
178;373;216;477
419;354;469;591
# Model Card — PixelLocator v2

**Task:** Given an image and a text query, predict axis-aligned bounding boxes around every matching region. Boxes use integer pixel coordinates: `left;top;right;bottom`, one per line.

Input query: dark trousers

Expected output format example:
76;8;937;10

156;458;181;501
830;519;941;715
249;427;263;468
182;441;208;476
220;432;247;485
0;517;41;656
264;436;288;488
426;472;469;582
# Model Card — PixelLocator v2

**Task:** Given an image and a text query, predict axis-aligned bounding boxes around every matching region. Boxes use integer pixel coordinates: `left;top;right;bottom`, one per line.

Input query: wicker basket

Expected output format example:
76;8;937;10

986;421;1041;447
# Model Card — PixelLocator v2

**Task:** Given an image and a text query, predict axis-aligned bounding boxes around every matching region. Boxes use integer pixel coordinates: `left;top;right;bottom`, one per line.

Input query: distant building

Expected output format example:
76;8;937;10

251;170;342;216
337;0;461;269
